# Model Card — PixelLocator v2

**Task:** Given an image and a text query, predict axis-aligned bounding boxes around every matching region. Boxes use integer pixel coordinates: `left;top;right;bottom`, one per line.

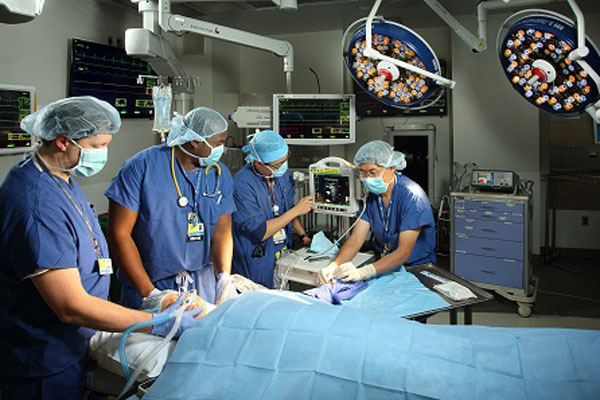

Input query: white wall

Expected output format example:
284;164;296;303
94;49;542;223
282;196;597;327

451;13;542;253
0;0;155;213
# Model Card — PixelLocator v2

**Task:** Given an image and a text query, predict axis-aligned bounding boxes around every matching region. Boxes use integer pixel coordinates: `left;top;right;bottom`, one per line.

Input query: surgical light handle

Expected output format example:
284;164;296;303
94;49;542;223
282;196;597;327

363;0;456;89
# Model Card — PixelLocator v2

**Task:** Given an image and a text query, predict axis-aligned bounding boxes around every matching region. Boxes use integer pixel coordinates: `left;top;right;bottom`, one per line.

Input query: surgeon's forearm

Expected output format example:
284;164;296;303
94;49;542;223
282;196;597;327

71;295;154;332
372;229;420;274
261;209;298;242
109;234;154;299
292;218;306;236
372;249;411;274
32;268;153;332
211;214;233;275
333;236;362;265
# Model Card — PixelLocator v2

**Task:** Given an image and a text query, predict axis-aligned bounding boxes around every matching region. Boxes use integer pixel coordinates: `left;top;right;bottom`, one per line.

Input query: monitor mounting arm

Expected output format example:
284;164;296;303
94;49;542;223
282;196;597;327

126;0;294;95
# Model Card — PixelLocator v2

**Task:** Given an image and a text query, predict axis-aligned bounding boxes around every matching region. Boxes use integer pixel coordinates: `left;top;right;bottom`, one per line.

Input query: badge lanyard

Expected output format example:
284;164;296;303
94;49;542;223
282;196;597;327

35;154;112;275
267;179;287;246
171;148;206;241
377;196;393;255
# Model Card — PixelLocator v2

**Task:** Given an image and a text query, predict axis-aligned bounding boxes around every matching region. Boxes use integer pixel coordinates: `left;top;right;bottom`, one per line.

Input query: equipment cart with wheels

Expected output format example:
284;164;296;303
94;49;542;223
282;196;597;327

451;190;537;317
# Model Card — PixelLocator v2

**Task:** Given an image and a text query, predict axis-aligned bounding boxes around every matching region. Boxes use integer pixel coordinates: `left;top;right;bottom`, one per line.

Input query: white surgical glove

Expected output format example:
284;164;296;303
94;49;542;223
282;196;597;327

318;262;338;285
333;262;377;282
144;288;161;300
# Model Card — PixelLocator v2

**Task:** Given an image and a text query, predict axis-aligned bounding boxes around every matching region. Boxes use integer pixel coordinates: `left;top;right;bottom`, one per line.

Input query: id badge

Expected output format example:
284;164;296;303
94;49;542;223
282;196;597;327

383;242;392;256
273;228;287;245
98;258;113;275
187;212;205;242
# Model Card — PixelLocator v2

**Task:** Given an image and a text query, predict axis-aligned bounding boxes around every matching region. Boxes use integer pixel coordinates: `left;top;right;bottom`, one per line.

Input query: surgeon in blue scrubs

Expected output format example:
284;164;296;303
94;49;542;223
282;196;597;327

106;107;236;308
318;140;436;284
0;97;199;400
232;130;313;288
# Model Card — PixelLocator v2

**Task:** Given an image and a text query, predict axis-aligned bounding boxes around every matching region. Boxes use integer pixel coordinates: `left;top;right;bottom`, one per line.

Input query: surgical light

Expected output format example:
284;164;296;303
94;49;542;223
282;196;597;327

343;0;455;111
498;9;600;121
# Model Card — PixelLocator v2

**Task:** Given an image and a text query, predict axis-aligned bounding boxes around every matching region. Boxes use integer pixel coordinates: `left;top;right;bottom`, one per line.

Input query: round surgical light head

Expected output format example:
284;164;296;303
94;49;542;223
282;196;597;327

498;10;600;117
344;20;444;110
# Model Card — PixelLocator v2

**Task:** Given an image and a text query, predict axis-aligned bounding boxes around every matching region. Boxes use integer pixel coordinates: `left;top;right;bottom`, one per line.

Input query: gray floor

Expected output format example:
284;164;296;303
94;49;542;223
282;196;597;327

432;250;600;330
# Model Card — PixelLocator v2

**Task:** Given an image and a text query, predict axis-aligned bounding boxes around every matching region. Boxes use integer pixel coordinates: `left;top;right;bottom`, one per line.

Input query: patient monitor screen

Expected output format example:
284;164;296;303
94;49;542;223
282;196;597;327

315;175;350;207
69;38;156;118
0;88;32;150
277;97;352;140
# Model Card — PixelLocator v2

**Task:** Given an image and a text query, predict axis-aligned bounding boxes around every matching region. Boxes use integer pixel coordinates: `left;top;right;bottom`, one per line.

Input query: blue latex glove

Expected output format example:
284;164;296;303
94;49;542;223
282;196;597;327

216;272;238;305
151;295;203;338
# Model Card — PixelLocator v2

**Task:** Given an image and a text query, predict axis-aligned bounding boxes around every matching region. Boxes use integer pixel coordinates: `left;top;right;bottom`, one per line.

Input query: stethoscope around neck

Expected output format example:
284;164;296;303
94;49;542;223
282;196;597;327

171;147;222;208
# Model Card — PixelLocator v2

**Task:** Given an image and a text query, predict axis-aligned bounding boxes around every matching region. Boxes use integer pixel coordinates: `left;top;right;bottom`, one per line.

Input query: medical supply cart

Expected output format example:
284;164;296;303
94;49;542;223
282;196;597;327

450;192;537;317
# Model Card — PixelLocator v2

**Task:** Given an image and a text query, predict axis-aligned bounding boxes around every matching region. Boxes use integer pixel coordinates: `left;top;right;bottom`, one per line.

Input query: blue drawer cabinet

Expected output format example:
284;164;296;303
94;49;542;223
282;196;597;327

454;215;524;242
451;192;530;295
455;233;524;260
454;253;524;289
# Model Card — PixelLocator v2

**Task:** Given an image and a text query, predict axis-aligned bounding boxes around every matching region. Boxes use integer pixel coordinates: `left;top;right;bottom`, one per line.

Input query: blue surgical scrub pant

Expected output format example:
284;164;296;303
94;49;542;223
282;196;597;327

0;356;86;400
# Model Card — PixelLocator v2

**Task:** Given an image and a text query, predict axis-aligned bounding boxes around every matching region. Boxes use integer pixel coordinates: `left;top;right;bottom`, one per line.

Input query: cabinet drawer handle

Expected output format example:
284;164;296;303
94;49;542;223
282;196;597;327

481;228;497;233
481;247;497;252
455;250;467;254
465;218;475;223
481;269;496;275
465;226;474;230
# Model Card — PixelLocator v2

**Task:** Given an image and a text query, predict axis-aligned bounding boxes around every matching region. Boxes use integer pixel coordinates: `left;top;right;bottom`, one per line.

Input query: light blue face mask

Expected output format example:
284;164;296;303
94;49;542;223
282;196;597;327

266;161;288;178
362;174;390;195
179;140;225;166
71;139;109;177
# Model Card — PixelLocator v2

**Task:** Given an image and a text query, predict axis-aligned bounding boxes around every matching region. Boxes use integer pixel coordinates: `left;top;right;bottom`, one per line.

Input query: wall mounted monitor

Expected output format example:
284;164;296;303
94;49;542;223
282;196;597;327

273;94;356;145
69;38;156;118
0;84;35;155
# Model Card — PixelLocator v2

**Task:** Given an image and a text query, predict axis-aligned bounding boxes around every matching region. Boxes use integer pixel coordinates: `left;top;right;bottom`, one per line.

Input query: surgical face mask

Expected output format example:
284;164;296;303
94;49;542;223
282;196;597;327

361;172;390;195
265;160;288;178
70;138;108;177
179;140;224;166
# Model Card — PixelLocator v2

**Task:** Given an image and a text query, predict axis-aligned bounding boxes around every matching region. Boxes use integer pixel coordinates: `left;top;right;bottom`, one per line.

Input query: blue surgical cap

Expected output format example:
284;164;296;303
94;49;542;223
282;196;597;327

166;107;228;147
354;140;406;170
20;96;121;140
242;130;288;163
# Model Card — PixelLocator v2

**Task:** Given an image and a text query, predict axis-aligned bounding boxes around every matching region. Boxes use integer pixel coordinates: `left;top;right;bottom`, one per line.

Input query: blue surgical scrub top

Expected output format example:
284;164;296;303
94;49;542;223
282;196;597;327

361;173;436;265
232;164;295;288
105;145;235;305
0;157;109;379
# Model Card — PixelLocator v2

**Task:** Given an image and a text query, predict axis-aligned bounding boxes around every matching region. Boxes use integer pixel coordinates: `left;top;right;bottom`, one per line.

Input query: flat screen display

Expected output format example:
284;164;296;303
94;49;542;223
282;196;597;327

314;174;351;207
273;94;356;145
0;86;34;154
69;38;156;118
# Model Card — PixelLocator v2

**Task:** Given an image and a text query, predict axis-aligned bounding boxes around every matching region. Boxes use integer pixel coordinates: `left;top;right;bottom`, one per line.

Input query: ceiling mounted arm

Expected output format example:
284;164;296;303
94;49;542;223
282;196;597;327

157;0;294;93
424;0;557;53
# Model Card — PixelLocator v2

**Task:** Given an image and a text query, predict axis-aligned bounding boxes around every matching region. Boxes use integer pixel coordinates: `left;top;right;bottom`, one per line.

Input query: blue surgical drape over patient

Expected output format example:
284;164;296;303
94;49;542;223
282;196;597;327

105;144;235;307
232;164;295;288
361;173;436;265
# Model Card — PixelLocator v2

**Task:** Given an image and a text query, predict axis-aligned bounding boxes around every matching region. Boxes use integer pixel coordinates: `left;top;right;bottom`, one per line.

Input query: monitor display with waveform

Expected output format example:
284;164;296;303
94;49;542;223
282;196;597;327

0;85;35;155
69;38;156;118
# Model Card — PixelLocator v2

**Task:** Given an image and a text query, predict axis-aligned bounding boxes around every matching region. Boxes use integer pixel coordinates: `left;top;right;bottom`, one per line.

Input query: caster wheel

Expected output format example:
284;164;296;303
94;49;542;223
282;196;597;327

518;304;532;318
